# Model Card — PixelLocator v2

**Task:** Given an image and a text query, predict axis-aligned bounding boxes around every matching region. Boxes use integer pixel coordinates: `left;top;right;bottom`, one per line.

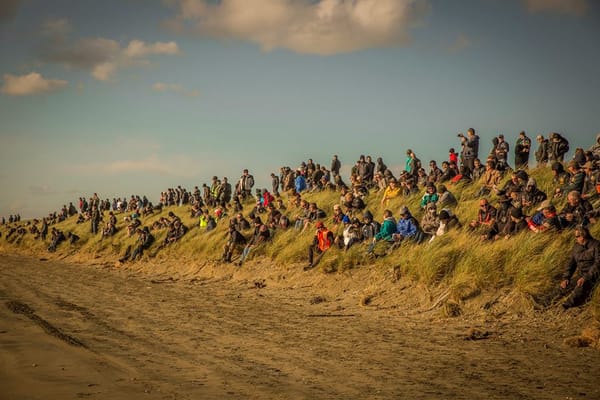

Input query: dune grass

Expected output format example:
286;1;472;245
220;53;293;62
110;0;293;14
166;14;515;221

1;167;599;318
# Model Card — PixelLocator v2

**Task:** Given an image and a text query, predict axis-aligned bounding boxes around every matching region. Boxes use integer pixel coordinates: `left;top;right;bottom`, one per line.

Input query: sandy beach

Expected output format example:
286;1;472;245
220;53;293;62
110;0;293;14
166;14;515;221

1;253;599;400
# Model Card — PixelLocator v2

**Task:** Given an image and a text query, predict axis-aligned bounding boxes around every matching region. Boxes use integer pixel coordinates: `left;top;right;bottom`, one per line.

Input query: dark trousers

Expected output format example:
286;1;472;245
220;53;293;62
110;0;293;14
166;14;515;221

562;274;597;307
308;245;324;264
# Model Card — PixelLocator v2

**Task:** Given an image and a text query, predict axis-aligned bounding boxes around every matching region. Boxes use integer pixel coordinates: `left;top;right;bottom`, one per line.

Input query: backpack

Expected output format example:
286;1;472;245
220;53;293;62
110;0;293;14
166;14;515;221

558;137;569;156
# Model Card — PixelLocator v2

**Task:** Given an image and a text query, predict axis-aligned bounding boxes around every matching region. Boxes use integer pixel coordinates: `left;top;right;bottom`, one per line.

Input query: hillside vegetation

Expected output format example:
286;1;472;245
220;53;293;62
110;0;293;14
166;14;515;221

1;166;599;322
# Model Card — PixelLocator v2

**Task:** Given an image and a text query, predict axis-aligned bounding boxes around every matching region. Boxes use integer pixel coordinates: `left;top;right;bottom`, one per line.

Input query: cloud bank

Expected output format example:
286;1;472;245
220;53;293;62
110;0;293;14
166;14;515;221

165;0;430;55
153;82;199;97
1;72;68;96
39;18;181;81
524;0;589;16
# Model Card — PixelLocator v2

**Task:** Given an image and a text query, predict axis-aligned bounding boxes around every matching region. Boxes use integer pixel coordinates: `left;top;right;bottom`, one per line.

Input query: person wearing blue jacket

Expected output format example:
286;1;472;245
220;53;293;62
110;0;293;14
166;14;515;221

390;206;425;249
295;171;307;193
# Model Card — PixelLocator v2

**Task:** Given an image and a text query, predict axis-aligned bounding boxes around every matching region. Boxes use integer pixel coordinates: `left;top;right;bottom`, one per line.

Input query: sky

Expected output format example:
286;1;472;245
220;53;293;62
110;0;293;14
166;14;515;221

0;0;599;218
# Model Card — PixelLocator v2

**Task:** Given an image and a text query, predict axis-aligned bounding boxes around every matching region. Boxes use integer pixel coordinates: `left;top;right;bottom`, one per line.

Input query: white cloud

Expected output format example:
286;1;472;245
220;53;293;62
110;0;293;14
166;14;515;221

152;82;200;97
1;72;68;96
165;0;430;55
39;19;181;81
524;0;588;16
123;39;180;58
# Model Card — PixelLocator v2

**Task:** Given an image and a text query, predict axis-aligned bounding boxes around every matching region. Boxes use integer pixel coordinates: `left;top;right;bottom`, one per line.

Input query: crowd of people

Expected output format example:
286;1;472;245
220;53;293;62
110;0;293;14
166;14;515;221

3;131;600;309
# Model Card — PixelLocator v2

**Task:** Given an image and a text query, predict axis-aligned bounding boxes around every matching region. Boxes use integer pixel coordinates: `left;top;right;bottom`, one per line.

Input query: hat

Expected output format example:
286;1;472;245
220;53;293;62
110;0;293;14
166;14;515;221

510;207;523;219
342;215;351;224
399;206;409;215
537;200;553;211
526;178;537;187
315;221;324;229
515;170;528;181
567;160;579;169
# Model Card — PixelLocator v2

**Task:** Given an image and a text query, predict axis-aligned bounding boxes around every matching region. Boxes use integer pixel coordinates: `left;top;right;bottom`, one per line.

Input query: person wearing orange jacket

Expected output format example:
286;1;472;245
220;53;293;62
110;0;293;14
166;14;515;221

306;221;334;270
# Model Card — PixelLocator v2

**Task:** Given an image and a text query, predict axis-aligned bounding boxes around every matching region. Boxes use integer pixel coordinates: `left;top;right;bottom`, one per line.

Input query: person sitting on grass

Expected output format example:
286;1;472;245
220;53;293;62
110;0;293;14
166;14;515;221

164;219;187;246
469;198;497;240
437;184;457;208
130;227;154;261
501;207;528;240
306;221;335;270
361;210;380;241
521;178;547;212
380;179;401;206
559;190;593;228
389;205;424;250
48;227;65;252
559;225;599;309
222;223;247;263
429;209;462;242
238;217;271;266
334;216;363;251
420;202;440;237
367;209;397;255
420;183;438;210
526;200;562;233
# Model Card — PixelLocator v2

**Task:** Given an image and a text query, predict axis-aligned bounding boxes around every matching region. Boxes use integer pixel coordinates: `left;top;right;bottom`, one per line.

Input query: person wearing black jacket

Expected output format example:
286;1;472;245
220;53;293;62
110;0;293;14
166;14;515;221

331;155;341;178
223;224;247;263
560;226;600;309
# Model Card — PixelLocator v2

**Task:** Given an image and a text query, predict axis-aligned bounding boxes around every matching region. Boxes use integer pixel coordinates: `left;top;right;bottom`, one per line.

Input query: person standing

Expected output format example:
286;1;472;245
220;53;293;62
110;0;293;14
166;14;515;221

271;173;280;197
331;155;341;178
515;131;531;169
90;205;101;235
237;169;255;200
458;128;479;173
535;135;549;167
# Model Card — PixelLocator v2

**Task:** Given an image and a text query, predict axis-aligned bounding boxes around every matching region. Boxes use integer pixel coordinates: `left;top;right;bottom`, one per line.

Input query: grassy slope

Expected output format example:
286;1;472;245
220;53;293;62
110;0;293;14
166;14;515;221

1;167;599;320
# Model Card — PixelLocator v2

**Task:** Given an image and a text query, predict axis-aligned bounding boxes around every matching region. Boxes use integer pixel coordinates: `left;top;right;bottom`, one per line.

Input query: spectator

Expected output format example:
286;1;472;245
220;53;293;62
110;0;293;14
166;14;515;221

559;226;599;309
222;224;247;263
515;131;532;169
458;128;480;173
535;135;549;167
306;221;334;270
469;198;497;239
549;132;570;163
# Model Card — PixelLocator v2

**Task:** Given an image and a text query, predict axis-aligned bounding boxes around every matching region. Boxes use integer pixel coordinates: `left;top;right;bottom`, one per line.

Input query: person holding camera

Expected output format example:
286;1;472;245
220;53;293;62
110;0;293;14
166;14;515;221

458;128;479;174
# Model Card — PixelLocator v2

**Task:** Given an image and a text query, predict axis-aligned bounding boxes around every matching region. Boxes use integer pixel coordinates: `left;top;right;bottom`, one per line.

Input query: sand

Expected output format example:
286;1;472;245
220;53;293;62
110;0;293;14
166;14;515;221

1;253;599;400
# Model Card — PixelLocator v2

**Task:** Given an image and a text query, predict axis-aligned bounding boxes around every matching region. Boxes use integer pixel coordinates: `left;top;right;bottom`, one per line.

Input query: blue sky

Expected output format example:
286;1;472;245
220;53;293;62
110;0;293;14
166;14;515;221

0;0;599;218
